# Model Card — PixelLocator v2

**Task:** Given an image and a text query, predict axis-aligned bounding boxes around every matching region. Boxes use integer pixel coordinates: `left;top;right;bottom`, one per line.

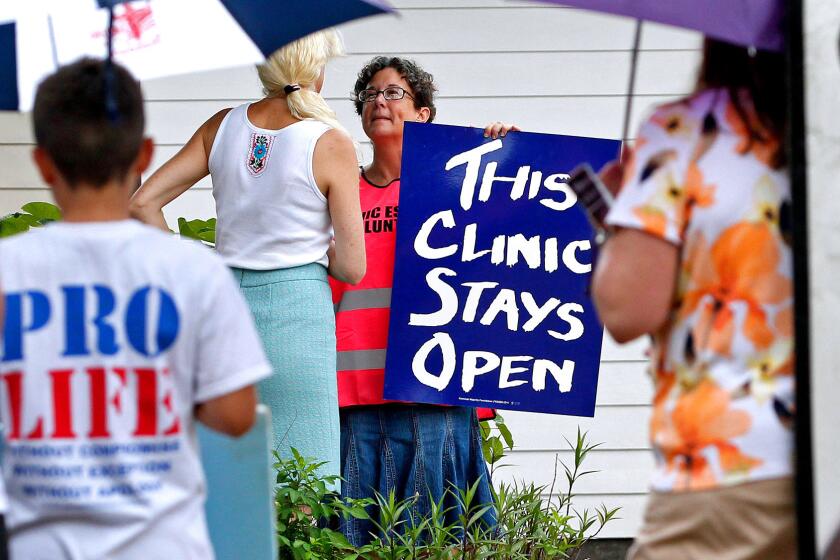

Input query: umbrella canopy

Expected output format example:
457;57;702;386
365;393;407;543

528;0;784;52
0;0;394;111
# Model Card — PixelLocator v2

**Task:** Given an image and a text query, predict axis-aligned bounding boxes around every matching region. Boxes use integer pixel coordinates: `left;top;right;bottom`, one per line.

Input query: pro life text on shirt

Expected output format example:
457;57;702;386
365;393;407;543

1;285;181;440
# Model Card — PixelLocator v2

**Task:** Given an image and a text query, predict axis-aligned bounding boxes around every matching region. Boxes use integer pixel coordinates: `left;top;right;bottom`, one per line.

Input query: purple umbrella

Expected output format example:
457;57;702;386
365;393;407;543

526;0;785;148
528;0;785;51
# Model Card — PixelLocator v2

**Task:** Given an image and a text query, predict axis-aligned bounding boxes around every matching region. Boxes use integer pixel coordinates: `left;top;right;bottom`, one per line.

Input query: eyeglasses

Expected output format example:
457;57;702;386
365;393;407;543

357;86;415;103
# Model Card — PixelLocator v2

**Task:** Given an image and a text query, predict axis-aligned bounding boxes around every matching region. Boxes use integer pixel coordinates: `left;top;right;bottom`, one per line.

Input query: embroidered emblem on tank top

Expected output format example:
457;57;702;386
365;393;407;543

246;133;273;176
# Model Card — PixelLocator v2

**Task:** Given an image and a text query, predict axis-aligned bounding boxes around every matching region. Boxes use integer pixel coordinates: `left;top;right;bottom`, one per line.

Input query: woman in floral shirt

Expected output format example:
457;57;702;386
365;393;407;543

593;39;795;559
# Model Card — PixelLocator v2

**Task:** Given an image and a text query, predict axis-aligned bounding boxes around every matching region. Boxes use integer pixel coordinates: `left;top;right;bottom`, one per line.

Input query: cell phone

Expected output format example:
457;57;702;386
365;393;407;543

567;163;615;232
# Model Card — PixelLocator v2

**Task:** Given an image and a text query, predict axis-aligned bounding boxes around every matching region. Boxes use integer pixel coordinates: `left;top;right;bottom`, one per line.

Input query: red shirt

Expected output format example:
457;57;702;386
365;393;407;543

331;174;495;420
330;174;399;407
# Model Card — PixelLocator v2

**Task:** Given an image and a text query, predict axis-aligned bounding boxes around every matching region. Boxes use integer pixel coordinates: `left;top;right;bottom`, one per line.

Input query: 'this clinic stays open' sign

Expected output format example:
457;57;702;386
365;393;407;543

383;123;620;417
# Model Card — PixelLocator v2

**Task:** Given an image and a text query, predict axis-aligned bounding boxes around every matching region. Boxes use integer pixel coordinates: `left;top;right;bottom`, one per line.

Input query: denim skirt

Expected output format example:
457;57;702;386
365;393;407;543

339;405;496;546
230;263;340;489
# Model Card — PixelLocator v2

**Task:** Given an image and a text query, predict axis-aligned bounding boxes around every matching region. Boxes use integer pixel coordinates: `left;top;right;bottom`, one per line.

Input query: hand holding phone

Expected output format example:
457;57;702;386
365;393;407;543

567;162;616;233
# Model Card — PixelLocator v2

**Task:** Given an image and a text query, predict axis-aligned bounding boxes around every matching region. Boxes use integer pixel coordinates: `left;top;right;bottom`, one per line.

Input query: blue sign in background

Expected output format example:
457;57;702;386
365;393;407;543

383;123;620;417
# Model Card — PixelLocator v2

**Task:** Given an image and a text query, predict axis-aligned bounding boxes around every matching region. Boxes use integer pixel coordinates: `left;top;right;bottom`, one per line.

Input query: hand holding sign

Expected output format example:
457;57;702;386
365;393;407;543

383;123;620;416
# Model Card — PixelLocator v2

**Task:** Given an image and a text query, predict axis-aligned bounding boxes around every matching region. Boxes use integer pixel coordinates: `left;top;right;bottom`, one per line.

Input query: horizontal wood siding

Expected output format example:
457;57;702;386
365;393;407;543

0;0;701;538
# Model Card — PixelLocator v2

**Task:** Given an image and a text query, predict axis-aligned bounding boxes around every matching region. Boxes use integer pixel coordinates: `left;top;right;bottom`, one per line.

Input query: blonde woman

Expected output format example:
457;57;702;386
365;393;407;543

131;29;365;484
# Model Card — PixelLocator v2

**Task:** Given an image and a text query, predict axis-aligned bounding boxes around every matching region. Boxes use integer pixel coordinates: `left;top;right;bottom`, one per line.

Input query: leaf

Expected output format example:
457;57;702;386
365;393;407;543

497;422;514;449
0;215;34;237
196;227;215;243
177;217;217;245
177;217;199;240
480;438;492;464
19;213;41;226
490;438;504;462
21;202;61;222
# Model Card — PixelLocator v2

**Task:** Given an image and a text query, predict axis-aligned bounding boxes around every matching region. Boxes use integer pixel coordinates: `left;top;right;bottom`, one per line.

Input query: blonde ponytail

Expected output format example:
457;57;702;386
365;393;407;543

257;29;348;135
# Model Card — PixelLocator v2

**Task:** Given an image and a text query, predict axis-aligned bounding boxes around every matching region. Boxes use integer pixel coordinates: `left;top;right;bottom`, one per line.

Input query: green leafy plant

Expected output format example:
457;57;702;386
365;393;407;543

0;202;62;237
274;429;618;560
273;448;358;560
480;413;516;475
492;428;620;560
0;200;217;245
177;217;216;244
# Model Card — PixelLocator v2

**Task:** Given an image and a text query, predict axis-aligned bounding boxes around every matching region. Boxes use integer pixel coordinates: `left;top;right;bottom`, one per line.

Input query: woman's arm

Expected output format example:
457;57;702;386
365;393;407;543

130;109;230;231
592;228;679;343
313;129;366;285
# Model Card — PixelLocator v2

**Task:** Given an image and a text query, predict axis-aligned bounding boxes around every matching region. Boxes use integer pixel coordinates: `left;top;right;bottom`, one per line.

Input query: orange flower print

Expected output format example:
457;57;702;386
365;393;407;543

775;304;793;339
638;150;678;184
725;102;780;168
653;370;677;407
683;164;715;209
748;174;783;229
620;137;647;190
675;353;710;392
633;206;668;238
630;163;716;241
615;91;795;493
653;379;761;490
746;339;794;405
652;107;697;139
630;169;682;238
679;163;716;232
681;223;791;355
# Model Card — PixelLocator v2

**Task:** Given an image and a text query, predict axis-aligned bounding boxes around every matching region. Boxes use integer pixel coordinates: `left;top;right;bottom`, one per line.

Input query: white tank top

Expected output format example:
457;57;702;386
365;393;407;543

208;103;333;270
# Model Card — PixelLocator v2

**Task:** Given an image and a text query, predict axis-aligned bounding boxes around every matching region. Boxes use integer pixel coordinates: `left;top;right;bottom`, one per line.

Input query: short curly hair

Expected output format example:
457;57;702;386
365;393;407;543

352;56;437;122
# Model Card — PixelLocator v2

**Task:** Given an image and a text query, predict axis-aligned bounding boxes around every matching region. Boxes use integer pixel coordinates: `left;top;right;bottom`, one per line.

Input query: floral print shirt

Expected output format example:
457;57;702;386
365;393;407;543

606;88;794;492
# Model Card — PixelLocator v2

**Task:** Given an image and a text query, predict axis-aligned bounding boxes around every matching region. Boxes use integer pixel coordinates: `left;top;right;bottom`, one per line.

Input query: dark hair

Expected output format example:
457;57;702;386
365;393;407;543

32;57;145;188
696;39;787;168
353;56;437;122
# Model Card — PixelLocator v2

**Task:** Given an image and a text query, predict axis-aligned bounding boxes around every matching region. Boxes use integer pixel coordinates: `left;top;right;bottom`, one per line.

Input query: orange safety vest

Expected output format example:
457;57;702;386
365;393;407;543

331;174;495;420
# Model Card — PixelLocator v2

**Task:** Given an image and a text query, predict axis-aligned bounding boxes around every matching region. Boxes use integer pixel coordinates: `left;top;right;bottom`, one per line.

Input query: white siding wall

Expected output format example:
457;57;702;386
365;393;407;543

0;0;702;538
804;0;840;552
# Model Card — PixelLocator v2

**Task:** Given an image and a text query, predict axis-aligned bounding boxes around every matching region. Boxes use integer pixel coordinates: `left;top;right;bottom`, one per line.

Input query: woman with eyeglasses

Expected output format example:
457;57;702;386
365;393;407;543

130;30;365;488
330;56;517;546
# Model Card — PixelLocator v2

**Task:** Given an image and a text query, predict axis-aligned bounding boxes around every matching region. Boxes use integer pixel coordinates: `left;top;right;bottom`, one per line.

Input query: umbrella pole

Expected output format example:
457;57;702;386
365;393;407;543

102;6;120;123
619;19;643;159
104;6;118;121
46;15;59;69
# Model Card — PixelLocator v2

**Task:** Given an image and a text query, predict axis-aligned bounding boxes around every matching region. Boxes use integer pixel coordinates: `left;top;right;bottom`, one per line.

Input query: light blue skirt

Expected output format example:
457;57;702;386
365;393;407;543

230;263;340;489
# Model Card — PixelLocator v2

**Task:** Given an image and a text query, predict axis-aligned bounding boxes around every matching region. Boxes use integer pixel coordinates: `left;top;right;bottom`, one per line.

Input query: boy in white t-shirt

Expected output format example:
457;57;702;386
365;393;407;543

0;59;272;559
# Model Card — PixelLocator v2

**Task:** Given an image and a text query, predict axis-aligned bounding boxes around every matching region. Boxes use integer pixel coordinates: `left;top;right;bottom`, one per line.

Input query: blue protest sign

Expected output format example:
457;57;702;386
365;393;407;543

383;123;620;417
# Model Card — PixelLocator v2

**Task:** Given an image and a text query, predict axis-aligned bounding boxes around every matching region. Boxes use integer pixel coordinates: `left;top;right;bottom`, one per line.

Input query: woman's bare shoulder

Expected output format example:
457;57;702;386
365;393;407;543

200;108;235;154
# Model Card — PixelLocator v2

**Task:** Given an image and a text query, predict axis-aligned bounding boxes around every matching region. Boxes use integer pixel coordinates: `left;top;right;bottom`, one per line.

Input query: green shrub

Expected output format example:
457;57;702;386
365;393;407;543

273;448;356;560
275;429;619;560
0;202;62;237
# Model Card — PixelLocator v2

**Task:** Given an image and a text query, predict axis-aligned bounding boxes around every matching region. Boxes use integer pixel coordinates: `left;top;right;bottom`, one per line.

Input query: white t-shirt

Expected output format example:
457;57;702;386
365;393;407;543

209;104;334;270
0;220;272;559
